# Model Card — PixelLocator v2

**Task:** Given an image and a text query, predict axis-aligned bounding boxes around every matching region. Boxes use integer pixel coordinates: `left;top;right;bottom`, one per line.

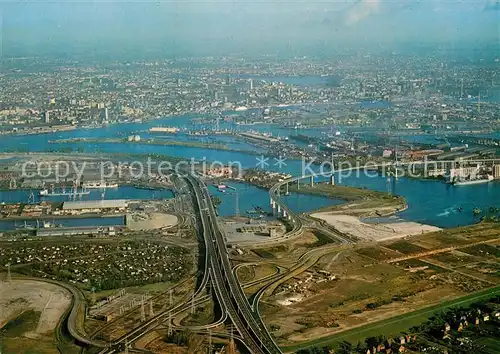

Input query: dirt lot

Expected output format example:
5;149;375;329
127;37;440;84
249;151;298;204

261;223;500;346
0;279;75;354
248;229;337;264
0;279;71;335
127;212;178;230
310;213;440;242
263;248;466;344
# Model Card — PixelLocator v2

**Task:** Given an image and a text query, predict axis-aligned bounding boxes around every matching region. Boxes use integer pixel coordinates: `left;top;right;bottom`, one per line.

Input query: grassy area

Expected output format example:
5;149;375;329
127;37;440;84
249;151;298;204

264;223;500;352
305;230;336;248
48;137;259;154
477;337;500;353
402;222;500;251
181;300;215;327
237;265;255;283
281;286;500;352
386;240;425;254
291;183;401;203
253;249;277;259
290;183;405;214
0;338;62;354
1;310;40;337
0;310;70;354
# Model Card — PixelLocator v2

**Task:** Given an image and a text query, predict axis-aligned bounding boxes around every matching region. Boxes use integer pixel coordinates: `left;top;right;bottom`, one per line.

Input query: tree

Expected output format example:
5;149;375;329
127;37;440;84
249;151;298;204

336;341;353;354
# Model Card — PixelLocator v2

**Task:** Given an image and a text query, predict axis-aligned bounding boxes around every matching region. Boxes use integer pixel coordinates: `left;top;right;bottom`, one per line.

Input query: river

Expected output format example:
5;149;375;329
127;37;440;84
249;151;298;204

0;186;174;204
0;108;498;229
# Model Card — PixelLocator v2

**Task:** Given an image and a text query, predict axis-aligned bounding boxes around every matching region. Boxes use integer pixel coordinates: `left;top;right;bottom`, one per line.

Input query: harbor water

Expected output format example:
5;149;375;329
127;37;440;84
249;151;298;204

0;109;498;229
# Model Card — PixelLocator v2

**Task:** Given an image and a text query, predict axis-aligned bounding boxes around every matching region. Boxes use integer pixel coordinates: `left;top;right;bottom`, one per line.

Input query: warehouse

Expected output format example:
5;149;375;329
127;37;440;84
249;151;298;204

36;226;117;237
58;200;128;215
62;199;128;211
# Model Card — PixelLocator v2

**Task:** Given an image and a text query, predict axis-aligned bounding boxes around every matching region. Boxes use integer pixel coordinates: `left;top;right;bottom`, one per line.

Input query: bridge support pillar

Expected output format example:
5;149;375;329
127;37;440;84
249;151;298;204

285;183;289;195
310;175;314;187
330;175;335;185
277;205;281;214
282;209;287;218
297;179;300;190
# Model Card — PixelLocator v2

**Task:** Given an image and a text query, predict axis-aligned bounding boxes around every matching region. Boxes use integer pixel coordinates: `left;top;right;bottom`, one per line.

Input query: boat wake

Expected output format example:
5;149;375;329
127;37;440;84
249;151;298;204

437;207;457;217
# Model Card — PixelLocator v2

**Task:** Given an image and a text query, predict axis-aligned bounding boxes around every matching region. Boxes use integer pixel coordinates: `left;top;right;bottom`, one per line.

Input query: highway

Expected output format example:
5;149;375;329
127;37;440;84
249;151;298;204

185;174;283;354
89;173;284;354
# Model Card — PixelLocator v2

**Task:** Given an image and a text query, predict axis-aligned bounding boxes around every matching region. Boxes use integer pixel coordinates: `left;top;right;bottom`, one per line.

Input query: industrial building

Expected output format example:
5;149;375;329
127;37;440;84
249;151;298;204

63;199;127;210
494;165;500;179
36;226;117;237
61;199;128;214
236;225;280;237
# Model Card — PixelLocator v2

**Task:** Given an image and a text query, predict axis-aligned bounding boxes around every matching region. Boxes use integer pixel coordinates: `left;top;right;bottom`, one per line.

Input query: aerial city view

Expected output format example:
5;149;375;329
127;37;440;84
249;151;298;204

1;1;500;353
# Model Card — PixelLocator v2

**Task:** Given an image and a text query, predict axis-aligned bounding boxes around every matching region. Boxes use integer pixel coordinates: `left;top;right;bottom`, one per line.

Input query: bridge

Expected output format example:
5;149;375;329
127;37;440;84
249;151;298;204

267;158;500;243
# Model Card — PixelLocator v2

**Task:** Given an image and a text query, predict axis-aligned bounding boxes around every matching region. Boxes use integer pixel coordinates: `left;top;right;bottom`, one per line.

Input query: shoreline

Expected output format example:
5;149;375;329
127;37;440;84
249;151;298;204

289;182;441;241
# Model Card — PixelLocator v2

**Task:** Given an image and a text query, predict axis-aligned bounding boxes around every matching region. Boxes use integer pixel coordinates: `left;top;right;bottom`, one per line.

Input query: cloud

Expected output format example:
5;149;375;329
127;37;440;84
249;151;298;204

345;0;380;25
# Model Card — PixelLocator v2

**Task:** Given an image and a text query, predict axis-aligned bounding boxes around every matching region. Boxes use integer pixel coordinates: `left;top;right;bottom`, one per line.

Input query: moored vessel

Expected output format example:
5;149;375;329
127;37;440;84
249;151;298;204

453;175;494;186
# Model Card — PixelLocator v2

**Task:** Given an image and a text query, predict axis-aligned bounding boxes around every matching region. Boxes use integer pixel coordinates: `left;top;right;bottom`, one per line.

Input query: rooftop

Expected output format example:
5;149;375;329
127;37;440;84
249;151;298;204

62;199;128;210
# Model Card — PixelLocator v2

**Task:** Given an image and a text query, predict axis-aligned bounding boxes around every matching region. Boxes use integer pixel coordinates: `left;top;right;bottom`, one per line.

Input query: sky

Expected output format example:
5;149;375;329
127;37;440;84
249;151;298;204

1;0;499;58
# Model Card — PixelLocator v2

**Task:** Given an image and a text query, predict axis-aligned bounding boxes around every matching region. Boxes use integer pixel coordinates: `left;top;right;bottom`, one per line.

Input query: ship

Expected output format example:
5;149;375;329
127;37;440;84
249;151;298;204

187;131;209;137
82;182;119;189
149;127;180;134
453;175;494;186
15;220;61;230
41;221;62;228
133;184;163;190
213;184;236;191
15;221;37;230
39;187;90;197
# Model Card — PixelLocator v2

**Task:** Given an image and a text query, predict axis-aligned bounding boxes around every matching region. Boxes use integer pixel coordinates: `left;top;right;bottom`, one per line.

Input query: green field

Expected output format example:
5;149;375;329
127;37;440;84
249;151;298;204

477;337;500;353
386;240;425;254
289;183;405;214
291;183;401;202
1;310;40;337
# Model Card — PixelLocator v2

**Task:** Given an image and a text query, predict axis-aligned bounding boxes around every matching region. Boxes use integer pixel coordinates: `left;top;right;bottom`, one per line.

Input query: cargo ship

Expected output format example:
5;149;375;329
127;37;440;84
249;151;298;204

15;220;61;230
39;187;90;197
149;127;180;134
82;182;119;189
453;175;494;186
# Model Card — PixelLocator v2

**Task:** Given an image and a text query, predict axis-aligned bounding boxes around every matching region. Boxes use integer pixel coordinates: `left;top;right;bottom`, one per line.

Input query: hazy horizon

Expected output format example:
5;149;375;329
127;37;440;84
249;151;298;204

1;0;499;58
